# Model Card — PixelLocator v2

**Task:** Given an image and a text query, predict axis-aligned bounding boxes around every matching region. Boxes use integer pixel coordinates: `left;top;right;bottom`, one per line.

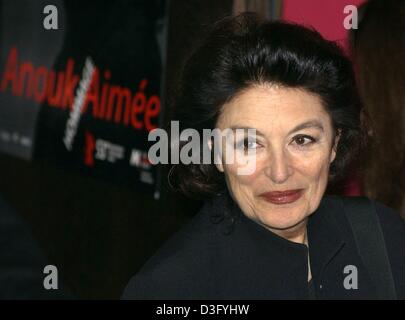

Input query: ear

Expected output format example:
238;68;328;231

330;130;341;163
207;138;224;172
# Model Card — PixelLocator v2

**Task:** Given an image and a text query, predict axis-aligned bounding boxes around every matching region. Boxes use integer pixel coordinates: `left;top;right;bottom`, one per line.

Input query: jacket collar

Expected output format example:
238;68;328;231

210;192;346;280
307;196;346;279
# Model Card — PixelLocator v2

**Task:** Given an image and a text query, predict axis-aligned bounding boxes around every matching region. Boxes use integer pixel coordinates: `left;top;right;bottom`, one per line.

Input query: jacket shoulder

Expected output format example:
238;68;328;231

324;195;405;299
373;200;405;299
122;198;222;299
322;195;405;238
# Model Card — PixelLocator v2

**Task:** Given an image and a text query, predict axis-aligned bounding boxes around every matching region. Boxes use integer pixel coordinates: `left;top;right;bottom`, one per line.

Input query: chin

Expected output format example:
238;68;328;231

259;209;308;231
257;194;309;225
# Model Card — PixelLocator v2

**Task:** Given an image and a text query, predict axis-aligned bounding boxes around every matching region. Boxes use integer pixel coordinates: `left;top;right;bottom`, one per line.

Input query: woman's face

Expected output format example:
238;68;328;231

214;85;338;239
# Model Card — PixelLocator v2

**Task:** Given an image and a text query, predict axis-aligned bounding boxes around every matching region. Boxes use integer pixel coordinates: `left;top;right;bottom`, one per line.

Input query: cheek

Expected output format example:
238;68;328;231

225;163;257;186
291;151;331;212
224;159;263;194
292;149;332;182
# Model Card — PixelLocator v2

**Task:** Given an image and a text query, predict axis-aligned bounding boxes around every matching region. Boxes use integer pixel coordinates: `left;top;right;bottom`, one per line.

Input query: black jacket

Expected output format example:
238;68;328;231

123;192;405;299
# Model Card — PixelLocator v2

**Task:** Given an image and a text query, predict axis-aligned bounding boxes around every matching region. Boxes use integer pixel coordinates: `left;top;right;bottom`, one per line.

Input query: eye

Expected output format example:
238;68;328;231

236;138;259;151
292;135;316;147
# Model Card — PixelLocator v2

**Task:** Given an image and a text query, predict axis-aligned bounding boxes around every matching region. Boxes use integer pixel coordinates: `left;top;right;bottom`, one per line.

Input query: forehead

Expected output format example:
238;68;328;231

217;85;332;131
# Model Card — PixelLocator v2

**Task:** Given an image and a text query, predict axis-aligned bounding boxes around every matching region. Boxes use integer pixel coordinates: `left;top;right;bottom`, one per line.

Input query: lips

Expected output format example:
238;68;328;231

259;189;304;205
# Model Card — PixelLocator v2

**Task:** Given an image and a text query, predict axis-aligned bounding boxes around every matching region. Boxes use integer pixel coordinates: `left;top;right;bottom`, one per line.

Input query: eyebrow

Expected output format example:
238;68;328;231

287;120;324;135
229;120;324;136
229;126;265;137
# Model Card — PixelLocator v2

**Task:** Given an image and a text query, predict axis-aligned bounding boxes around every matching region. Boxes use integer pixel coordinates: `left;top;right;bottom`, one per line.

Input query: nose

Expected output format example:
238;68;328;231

264;147;293;184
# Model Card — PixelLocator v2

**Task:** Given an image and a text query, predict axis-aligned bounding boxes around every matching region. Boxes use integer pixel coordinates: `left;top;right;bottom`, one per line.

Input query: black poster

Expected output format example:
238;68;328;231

0;0;168;197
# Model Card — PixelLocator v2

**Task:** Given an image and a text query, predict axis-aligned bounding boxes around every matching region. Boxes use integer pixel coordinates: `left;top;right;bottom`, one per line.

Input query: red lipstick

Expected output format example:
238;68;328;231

259;189;303;205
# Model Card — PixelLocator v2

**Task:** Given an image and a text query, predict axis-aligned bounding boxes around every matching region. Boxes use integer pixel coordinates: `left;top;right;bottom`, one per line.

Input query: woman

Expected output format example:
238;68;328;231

350;0;405;216
123;13;405;299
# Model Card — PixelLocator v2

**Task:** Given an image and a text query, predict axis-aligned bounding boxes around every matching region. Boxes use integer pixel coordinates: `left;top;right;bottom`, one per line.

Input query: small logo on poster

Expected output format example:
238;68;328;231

130;148;152;169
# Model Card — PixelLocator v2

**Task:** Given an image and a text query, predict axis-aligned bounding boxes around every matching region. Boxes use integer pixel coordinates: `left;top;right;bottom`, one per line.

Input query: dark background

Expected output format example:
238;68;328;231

0;0;233;299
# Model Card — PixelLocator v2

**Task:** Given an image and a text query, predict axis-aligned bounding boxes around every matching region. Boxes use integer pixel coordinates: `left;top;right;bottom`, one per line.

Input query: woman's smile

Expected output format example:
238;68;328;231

259;189;304;205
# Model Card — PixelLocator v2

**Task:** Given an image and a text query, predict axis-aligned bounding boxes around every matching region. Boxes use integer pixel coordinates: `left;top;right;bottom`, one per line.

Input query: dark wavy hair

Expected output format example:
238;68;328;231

350;0;405;214
167;12;365;200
